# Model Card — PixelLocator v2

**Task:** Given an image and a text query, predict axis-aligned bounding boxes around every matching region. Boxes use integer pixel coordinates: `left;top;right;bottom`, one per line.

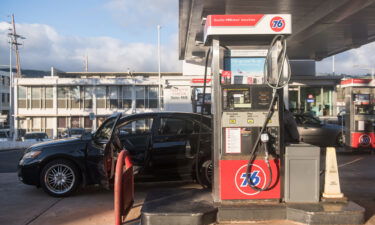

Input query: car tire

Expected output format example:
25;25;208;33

40;159;80;197
336;132;345;147
199;159;212;188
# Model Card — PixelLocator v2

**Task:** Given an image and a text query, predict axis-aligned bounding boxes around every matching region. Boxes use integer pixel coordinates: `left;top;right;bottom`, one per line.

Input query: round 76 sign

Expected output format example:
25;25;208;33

220;159;280;200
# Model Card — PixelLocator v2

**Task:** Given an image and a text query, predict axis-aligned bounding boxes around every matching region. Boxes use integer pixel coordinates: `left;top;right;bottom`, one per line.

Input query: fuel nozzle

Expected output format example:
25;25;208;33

260;133;270;160
260;133;269;143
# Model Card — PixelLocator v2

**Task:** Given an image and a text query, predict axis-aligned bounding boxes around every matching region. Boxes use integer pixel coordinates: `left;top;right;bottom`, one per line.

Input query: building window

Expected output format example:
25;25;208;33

84;87;93;109
32;117;41;131
96;86;106;108
84;117;93;129
71;86;80;108
58;117;67;128
31;87;41;108
71;116;80;128
45;87;53;108
57;87;68;108
122;86;132;108
107;86;119;109
136;86;158;108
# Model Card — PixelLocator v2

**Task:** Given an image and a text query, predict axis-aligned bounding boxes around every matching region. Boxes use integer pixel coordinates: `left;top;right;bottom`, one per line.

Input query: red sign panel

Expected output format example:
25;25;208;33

341;78;372;85
206;14;264;27
220;159;280;200
351;132;375;149
191;78;212;84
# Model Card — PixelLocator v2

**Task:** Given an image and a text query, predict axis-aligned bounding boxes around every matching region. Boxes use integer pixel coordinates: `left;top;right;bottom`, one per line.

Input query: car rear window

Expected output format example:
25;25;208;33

159;117;194;135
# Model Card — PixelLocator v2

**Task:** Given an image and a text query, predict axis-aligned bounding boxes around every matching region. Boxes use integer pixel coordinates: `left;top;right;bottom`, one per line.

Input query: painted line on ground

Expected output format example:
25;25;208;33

338;157;364;168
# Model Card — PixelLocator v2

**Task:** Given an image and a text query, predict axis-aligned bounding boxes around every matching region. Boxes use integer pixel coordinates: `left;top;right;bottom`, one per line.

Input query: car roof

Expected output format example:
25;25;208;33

25;132;47;134
118;112;211;125
120;112;209;119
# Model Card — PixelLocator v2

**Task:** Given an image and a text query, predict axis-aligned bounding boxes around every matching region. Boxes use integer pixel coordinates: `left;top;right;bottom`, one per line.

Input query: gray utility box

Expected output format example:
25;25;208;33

284;143;320;203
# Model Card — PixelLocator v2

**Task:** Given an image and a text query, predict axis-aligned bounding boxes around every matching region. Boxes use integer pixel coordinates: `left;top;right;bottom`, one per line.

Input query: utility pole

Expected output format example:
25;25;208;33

157;25;162;111
8;14;25;140
10;14;24;77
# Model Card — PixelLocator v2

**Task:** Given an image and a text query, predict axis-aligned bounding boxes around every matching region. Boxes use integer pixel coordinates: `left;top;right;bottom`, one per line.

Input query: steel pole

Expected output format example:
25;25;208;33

9;36;14;139
157;25;161;111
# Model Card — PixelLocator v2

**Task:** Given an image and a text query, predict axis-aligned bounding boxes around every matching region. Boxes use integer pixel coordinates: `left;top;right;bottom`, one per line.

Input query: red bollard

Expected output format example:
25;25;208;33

114;150;134;225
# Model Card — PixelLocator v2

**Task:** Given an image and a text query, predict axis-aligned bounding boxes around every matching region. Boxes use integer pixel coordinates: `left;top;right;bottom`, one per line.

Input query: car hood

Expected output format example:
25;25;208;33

28;137;88;149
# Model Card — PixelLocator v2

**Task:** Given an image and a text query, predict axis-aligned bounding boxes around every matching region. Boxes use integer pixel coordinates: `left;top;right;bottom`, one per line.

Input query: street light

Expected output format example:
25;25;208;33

157;25;162;111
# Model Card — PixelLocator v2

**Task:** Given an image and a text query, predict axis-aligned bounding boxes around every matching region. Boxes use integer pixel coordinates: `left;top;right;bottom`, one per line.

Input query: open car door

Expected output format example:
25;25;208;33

103;113;123;186
88;113;122;188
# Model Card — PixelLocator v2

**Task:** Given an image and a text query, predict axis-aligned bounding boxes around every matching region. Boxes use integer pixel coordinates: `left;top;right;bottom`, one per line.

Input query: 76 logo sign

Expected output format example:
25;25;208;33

270;16;285;32
240;171;260;187
235;164;267;196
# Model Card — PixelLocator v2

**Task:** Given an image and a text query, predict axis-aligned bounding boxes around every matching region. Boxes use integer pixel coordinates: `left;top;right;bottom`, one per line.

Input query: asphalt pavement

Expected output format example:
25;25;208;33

0;149;375;225
0;148;24;173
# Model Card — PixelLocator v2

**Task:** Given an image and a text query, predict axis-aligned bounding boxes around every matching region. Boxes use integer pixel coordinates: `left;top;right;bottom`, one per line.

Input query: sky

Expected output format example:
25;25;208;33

0;0;374;74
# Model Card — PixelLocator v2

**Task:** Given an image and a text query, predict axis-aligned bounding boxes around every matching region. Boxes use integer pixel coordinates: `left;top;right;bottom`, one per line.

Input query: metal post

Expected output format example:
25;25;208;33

211;37;221;203
9;35;14;139
157;25;162;111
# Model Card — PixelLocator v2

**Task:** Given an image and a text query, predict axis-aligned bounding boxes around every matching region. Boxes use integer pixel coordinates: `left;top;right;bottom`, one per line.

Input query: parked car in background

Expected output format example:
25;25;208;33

22;132;51;142
294;114;344;147
62;128;86;138
0;129;10;141
18;112;212;197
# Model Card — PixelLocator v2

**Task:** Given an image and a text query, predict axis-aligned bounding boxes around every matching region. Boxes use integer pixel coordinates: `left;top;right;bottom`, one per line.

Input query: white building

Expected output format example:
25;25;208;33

14;69;211;138
0;70;10;128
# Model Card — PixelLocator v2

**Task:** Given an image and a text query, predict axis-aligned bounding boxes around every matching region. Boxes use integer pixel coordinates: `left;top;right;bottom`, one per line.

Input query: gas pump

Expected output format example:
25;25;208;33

203;14;291;203
339;78;375;150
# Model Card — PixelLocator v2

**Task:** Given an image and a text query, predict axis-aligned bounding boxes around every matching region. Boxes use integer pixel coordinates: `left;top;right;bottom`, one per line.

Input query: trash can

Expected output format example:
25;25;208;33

284;143;320;203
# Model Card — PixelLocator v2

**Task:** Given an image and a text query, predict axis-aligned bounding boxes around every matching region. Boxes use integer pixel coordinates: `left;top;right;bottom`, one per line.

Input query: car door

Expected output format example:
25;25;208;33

150;115;194;176
86;113;121;187
117;116;155;171
297;115;325;145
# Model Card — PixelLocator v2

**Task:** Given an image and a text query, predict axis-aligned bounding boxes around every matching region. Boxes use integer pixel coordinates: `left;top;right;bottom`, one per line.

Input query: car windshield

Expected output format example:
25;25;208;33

24;133;48;139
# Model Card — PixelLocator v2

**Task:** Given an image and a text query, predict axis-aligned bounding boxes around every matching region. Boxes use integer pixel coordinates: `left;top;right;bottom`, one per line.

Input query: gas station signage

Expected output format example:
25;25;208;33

204;14;292;43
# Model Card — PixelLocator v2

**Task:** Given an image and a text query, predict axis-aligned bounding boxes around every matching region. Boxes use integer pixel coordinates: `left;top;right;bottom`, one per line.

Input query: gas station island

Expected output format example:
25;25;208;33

117;0;375;224
119;4;374;224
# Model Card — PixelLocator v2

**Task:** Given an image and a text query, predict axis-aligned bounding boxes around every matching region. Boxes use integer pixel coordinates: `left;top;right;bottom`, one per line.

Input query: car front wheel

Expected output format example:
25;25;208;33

199;159;213;188
40;159;80;197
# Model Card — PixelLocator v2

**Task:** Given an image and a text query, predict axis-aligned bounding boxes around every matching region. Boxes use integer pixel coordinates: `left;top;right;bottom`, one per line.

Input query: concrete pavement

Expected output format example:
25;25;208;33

1;152;375;225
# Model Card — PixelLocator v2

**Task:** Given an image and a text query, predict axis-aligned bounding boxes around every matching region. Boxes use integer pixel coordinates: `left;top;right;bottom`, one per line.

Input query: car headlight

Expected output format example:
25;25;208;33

22;150;42;159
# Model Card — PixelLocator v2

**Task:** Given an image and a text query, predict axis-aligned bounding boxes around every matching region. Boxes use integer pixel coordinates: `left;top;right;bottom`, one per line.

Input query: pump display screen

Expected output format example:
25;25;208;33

222;85;273;110
224;57;265;84
223;88;251;109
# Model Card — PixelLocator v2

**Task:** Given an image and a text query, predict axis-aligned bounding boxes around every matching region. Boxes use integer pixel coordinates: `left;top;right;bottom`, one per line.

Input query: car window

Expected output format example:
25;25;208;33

119;118;154;135
159;117;193;135
300;115;321;125
94;117;116;141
